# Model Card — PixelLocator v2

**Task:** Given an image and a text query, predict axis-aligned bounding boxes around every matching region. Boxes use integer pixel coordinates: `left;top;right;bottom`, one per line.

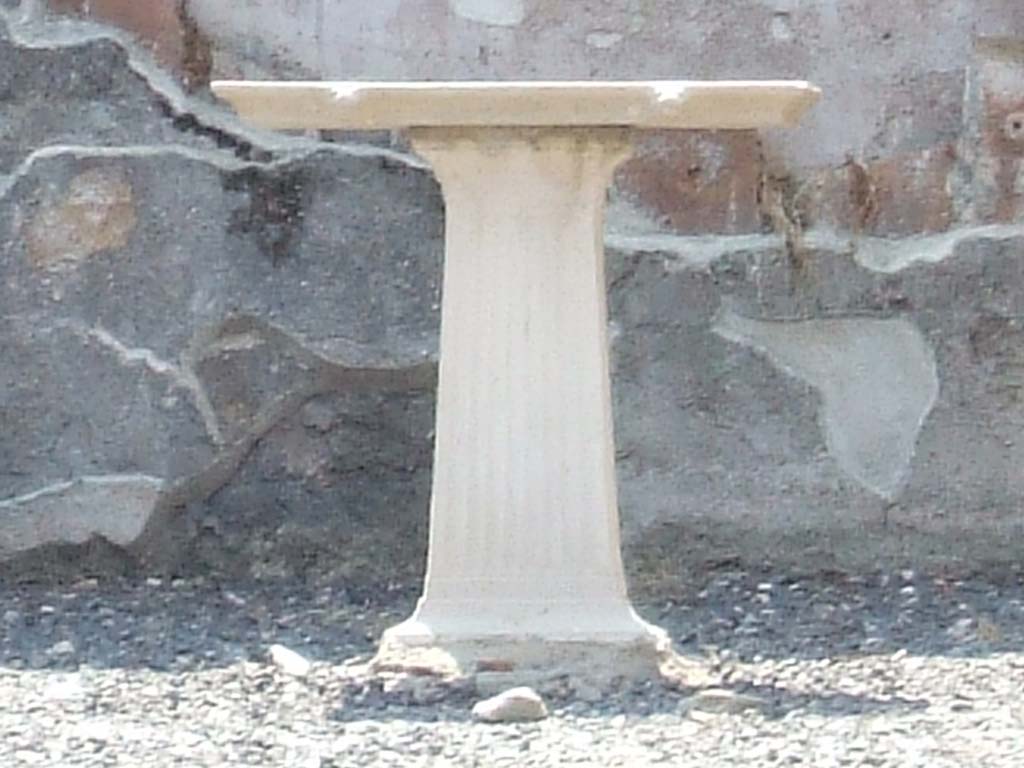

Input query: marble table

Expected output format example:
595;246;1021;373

212;80;820;682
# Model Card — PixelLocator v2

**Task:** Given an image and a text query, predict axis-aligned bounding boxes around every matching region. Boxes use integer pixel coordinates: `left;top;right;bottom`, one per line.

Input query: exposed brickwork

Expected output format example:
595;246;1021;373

616;131;764;236
39;3;1024;236
799;145;957;236
868;144;958;235
969;39;1024;223
46;0;211;89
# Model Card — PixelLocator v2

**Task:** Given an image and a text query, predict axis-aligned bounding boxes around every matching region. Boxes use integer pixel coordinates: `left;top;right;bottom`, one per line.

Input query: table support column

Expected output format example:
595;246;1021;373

376;128;670;678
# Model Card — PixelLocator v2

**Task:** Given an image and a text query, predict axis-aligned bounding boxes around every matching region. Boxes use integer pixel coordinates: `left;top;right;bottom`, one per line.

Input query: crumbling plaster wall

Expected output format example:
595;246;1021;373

1;0;1023;587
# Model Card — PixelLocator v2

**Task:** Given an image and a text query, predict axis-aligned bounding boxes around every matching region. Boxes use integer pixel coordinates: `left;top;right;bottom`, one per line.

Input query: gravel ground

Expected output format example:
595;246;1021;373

2;566;1023;767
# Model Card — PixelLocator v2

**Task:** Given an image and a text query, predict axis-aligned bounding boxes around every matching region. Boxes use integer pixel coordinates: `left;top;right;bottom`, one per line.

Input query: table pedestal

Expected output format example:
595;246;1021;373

375;128;670;679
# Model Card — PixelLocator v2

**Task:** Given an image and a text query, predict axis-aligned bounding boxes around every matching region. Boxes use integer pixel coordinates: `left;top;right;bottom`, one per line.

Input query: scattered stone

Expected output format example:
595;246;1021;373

476;658;516;673
947;617;975;642
687;709;720;724
43;675;87;701
682;688;771;716
977;615;1003;643
381;673;453;705
283;739;325;768
573;680;605;703
268;644;311;678
48;640;75;657
1;569;1023;766
471;687;549;723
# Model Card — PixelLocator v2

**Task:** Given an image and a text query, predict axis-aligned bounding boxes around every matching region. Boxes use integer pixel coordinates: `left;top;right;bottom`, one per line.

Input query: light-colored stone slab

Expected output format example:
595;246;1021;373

268;644;312;678
0;475;163;557
210;80;820;130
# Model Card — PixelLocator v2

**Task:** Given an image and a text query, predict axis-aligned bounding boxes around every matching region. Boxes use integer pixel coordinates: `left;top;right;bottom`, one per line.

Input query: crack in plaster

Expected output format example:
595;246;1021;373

852;224;1024;273
137;314;437;556
58;321;223;445
0;141;419;211
0;144;257;204
607;224;1024;274
138;369;431;566
713;308;939;501
0;473;162;508
0;8;425;172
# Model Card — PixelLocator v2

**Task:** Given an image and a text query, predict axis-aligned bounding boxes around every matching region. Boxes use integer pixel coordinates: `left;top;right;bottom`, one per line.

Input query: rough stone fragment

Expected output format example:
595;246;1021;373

0;321;213;504
0;88;441;574
48;639;76;656
682;688;771;716
471;687;548;723
0;27;221;178
269;644;311;677
0;475;163;558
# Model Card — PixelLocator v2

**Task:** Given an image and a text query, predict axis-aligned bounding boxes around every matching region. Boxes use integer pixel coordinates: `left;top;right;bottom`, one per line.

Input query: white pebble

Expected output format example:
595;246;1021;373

472;687;548;723
49;640;75;656
268;644;312;677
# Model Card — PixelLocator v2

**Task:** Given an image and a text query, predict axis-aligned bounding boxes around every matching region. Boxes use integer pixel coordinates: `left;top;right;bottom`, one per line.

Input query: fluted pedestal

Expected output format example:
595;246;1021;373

376;127;669;677
210;79;821;683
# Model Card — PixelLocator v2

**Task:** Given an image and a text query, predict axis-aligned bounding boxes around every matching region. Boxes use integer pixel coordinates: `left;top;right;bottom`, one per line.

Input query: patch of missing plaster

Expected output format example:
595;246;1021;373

713;309;939;500
0;474;163;557
450;0;524;27
23;167;136;271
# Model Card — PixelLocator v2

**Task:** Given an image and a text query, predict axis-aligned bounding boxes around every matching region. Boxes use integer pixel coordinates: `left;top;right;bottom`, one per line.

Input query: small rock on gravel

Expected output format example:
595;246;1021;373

472;686;549;722
682;688;771;716
48;640;75;657
269;644;312;678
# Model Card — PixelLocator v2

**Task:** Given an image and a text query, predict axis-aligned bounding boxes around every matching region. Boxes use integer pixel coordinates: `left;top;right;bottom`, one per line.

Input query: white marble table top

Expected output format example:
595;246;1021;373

211;80;820;131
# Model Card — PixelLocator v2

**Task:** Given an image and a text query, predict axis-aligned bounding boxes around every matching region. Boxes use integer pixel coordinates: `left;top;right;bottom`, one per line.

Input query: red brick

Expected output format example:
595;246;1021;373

46;0;211;88
797;144;956;236
969;39;1024;223
868;144;957;235
615;130;764;236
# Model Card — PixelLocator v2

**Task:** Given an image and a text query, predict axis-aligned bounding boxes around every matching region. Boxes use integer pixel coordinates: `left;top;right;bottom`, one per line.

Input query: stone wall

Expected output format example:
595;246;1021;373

1;0;1023;588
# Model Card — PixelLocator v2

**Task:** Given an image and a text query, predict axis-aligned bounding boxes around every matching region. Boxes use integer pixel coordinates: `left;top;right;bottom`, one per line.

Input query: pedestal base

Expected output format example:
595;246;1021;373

372;597;676;689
